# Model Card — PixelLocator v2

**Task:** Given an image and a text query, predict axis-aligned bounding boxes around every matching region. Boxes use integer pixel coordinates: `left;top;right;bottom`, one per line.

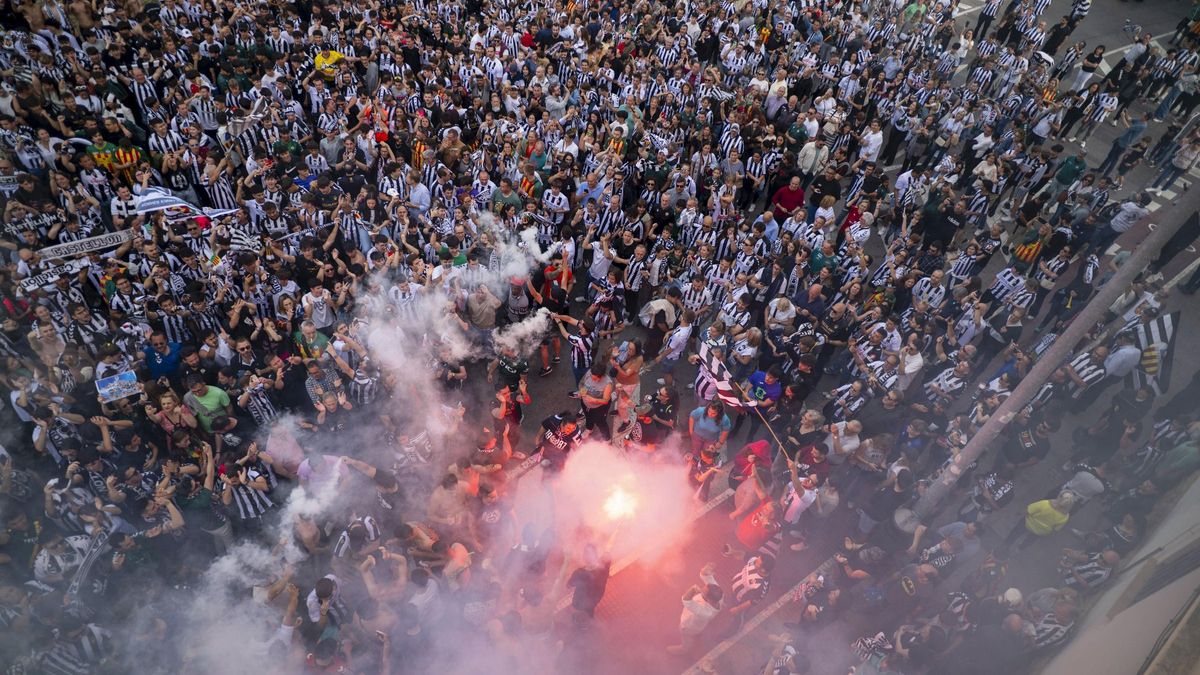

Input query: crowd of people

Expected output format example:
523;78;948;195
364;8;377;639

1;0;1199;672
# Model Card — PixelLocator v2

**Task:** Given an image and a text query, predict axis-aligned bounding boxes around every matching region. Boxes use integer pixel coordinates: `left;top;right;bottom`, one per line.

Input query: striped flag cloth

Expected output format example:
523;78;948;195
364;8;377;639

1130;311;1179;395
698;340;757;410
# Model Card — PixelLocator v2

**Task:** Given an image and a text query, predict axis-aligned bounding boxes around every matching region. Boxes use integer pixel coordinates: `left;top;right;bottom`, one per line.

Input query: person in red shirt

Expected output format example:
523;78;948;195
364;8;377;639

793;442;832;486
731;439;773;487
771;175;806;221
539;255;573;297
736;498;782;551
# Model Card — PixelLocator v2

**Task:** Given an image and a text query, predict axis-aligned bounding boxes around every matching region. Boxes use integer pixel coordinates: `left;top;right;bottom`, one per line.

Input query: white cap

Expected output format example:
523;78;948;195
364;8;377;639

1003;588;1023;606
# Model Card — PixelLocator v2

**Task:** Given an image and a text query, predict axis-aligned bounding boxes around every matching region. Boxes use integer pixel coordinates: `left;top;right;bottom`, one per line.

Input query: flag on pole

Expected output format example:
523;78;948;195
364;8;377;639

1129;311;1179;395
697;340;757;410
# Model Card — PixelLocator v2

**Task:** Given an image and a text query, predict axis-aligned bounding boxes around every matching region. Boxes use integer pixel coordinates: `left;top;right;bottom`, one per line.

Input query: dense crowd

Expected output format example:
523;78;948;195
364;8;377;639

1;0;1199;673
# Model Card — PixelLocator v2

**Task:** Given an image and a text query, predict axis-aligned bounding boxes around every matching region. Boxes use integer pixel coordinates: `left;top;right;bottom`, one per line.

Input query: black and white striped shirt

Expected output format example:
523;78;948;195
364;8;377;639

347;366;380;405
36;624;112;675
925;365;968;402
190;96;219;130
719;299;751;331
1067;352;1106;398
1009;287;1037;310
157;311;191;344
597;205;627;236
828;382;869;421
242;386;280;426
1036;255;1069;285
912;276;947;308
1063;552;1112;588
221;470;275;520
129;77;160;113
148;129;187;156
567;333;596;370
332;515;381;558
986;267;1026;304
682;285;714;313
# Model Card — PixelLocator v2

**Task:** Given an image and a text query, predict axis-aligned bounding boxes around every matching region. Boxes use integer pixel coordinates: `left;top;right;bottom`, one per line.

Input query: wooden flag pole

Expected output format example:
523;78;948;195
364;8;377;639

729;379;790;456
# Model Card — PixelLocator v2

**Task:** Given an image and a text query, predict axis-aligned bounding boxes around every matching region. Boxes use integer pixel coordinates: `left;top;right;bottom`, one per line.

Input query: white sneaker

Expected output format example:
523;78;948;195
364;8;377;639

1067;136;1076;142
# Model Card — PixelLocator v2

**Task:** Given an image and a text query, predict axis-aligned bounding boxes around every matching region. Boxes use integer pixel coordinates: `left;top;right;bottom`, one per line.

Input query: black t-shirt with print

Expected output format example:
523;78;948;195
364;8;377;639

1001;423;1047;466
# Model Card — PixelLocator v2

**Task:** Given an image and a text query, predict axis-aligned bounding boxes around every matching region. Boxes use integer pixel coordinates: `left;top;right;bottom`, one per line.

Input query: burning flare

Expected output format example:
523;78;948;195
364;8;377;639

603;486;638;520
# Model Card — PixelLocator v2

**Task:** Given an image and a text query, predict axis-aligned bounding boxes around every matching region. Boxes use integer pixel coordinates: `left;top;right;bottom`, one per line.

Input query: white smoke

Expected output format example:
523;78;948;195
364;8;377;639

102;206;693;675
517;226;562;265
493;307;554;355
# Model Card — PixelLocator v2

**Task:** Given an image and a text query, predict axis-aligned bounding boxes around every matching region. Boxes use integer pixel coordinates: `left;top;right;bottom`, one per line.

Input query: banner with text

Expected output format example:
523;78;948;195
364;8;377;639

37;229;132;260
19;258;90;292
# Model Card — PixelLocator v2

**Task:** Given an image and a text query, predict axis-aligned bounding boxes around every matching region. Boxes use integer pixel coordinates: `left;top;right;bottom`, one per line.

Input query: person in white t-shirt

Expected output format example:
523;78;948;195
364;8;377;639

667;563;723;654
859;120;884;162
824;420;863;466
302;279;336;330
583;229;616;300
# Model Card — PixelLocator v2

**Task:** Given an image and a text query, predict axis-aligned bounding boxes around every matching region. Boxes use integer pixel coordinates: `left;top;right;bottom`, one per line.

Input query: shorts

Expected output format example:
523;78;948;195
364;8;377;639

658;356;680;376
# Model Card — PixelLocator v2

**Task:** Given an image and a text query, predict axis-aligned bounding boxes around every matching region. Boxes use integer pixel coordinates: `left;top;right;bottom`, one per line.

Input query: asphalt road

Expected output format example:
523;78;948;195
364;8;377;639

451;1;1200;672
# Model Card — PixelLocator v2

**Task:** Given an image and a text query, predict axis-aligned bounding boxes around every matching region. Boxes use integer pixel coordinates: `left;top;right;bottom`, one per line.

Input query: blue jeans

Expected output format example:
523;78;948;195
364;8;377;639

1088;225;1122;255
1155;87;1182;119
1149;141;1180;165
1097;143;1126;177
1152;165;1187;192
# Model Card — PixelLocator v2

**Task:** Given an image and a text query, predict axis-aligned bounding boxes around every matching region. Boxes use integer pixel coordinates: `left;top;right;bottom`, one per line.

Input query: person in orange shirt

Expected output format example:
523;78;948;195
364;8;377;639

111;139;144;185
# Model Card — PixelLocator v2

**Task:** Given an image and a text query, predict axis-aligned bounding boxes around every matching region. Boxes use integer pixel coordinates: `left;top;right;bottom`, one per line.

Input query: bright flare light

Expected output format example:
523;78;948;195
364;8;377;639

603;486;637;520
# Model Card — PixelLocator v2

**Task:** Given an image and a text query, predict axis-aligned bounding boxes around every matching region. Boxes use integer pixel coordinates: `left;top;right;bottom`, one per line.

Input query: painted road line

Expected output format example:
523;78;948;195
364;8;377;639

682;555;836;675
1164;256;1200;290
554;487;736;612
1105;31;1174;56
1097;31;1174;75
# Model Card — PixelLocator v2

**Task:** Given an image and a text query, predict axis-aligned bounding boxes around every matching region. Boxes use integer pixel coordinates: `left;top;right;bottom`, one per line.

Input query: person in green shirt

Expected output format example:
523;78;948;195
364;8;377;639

786;118;808;155
529;140;549;172
272;131;302;159
1053;151;1088;190
645;151;672;187
902;0;928;29
85;131;119;173
492;178;523;215
183;375;232;433
293;320;331;359
616;103;641;139
1153;435;1200;488
808;241;840;276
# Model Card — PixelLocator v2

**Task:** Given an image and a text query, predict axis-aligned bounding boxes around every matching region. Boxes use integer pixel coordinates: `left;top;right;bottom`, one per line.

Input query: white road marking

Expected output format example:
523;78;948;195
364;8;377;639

682;557;832;675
